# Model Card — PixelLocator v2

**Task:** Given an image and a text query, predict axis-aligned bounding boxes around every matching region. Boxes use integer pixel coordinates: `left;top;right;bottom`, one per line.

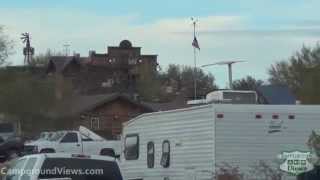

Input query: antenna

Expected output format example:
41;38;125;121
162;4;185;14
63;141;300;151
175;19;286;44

202;60;246;89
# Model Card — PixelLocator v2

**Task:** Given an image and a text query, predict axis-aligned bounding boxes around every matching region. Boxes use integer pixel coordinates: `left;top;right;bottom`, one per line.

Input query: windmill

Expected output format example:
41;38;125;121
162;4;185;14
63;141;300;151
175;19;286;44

21;33;35;65
202;60;246;89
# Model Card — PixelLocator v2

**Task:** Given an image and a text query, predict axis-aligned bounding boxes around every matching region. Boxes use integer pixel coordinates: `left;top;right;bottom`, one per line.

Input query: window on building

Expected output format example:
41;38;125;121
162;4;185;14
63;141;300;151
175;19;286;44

60;133;78;143
128;58;137;65
90;117;100;130
124;134;139;160
147;141;155;168
160;140;170;168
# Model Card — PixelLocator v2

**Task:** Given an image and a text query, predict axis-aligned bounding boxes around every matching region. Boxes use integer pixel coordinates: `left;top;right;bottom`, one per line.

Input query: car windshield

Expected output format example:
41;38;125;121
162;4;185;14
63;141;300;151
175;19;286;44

39;158;123;180
39;132;47;139
0;123;14;133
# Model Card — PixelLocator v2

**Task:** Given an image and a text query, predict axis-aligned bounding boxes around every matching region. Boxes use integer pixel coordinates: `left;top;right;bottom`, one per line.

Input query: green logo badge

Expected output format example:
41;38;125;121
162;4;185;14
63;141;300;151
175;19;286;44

278;151;314;176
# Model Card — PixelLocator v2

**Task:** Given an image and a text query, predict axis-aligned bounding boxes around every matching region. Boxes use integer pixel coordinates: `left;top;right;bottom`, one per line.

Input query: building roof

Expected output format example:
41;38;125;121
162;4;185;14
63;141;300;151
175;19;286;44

142;94;191;111
54;93;154;118
256;85;296;104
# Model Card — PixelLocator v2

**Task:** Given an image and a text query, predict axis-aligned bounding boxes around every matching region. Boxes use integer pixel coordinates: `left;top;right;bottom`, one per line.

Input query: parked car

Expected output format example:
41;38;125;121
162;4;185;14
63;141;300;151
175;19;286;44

3;153;123;180
0;121;24;162
24;131;57;145
24;126;121;157
37;131;56;141
0;136;24;162
0;122;20;141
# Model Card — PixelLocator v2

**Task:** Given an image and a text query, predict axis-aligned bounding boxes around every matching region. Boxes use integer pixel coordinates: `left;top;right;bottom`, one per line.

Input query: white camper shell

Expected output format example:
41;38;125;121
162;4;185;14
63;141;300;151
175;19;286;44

121;104;320;180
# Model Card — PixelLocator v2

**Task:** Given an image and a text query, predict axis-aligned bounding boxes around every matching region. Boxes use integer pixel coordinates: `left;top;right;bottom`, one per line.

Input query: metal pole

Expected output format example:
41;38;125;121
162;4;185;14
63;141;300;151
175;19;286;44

194;46;197;100
63;44;70;56
228;63;232;89
193;20;197;100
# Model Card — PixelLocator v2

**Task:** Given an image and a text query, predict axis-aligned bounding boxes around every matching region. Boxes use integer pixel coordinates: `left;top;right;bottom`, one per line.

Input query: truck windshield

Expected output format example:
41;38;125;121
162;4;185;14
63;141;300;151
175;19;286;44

48;132;65;141
38;158;123;180
0;123;14;133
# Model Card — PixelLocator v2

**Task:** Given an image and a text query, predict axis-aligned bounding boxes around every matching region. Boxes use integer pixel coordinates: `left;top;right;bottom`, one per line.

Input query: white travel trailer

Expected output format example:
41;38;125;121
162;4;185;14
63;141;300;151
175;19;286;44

121;104;320;180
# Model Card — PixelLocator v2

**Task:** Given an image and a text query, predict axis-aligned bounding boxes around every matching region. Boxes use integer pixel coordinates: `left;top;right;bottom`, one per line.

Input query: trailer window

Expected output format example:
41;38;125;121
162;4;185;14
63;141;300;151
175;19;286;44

147;141;154;168
125;134;139;160
160;140;170;168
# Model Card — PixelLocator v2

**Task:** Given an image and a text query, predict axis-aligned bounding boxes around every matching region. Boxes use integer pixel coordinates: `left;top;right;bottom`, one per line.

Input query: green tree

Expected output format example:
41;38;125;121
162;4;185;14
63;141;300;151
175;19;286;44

29;49;63;67
0;26;14;66
232;76;264;90
180;66;217;98
136;75;162;102
268;44;320;103
164;64;218;98
299;65;320;104
0;68;73;133
136;64;218;101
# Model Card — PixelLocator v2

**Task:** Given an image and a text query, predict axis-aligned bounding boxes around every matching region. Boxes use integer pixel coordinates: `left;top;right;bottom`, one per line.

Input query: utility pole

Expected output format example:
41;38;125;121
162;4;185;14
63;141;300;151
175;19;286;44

202;61;246;89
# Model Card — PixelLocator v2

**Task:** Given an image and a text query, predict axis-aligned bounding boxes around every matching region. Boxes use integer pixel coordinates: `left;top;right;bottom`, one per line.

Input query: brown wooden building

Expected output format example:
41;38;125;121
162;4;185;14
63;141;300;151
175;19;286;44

58;93;153;139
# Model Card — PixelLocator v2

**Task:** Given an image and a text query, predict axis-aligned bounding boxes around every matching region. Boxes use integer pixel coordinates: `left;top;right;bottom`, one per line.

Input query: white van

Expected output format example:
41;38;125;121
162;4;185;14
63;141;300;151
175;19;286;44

121;104;320;180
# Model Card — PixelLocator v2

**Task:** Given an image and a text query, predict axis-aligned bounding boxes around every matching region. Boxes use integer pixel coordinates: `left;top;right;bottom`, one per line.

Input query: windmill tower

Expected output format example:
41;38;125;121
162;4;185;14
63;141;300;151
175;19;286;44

202;60;246;89
21;33;35;65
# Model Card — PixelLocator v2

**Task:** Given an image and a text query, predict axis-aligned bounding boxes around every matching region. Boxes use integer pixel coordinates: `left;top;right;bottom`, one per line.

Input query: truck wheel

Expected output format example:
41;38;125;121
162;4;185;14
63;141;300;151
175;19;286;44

40;149;55;153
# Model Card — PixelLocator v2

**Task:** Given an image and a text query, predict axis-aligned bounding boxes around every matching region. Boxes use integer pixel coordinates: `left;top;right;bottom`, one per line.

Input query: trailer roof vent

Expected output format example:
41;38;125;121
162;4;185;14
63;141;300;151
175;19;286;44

206;90;257;104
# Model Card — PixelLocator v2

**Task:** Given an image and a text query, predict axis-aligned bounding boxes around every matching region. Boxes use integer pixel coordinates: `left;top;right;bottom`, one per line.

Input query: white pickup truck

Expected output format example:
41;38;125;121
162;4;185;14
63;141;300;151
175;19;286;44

3;153;123;180
23;126;121;157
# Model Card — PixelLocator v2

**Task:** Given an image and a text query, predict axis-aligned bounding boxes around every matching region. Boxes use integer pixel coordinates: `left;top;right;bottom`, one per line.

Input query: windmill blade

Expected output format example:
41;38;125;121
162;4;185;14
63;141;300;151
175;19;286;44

201;60;246;67
201;62;221;67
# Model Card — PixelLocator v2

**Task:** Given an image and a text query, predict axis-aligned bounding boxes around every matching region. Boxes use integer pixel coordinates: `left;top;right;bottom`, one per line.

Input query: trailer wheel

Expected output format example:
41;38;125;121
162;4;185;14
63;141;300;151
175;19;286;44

40;149;55;153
